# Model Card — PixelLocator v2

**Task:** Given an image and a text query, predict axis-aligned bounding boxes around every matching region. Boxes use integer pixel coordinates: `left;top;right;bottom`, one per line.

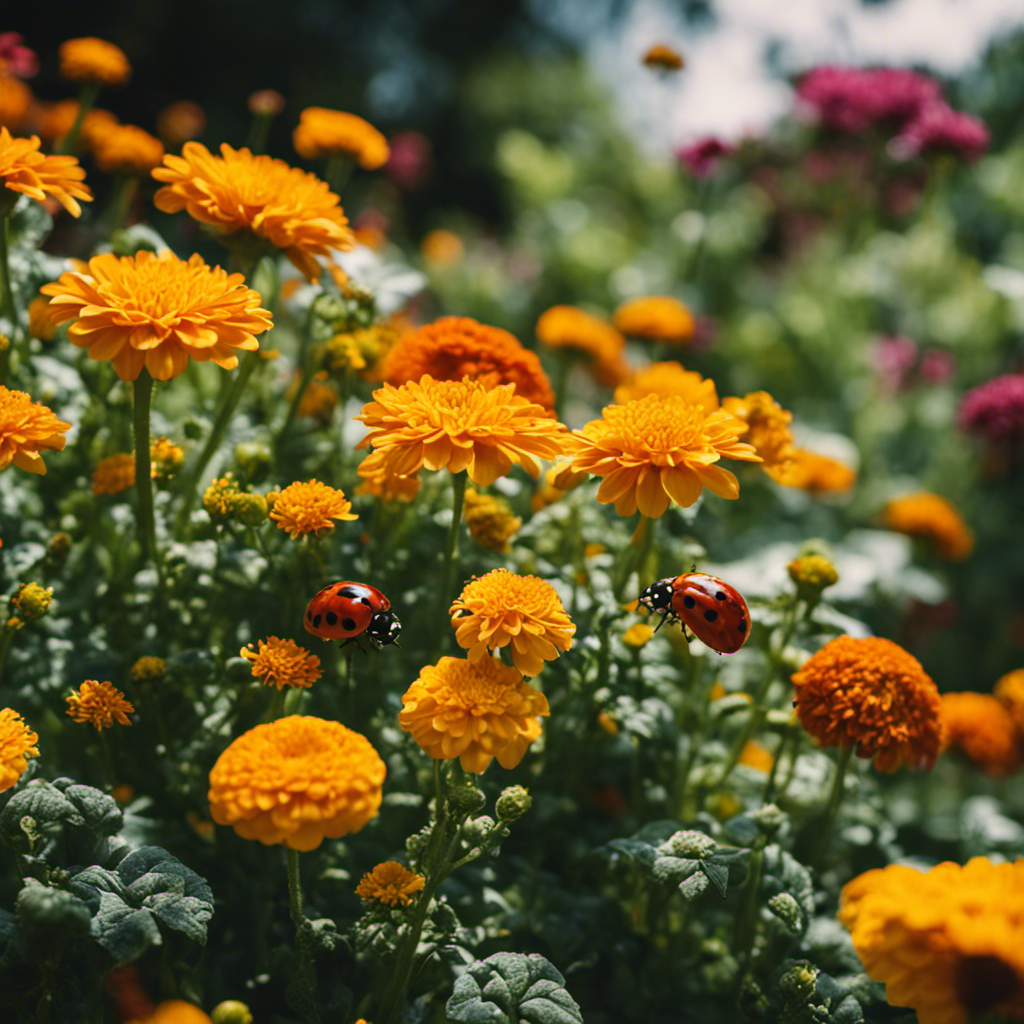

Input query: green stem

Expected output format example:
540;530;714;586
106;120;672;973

0;212;18;383
286;847;304;926
105;175;139;234
244;113;273;156
323;154;353;196
433;472;467;657
280;347;318;439
0;626;14;684
733;842;766;982
132;373;162;579
286;848;320;1023
809;744;855;870
56;83;101;155
268;688;286;721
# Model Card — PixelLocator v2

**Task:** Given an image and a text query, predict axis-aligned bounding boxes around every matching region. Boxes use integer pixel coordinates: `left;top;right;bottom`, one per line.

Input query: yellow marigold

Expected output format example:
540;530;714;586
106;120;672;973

622;623;654;647
791;636;943;772
355;861;426;906
0;708;39;794
208;715;385;850
203;474;241;521
92;124;165;174
464;489;521;553
882;492;974;561
721;391;797;470
150;436;184;478
450;569;575;677
839;858;1024;1024
293;108;389;169
156;100;206;148
613;361;719;413
36;100;118;150
995;669;1024;734
739;740;773;773
940;692;1021;777
0;75;31;133
152;142;354;282
766;448;856;494
355;461;421;503
535;306;629;387
240;636;322;690
129;656;166;683
9;582;53;623
0;126;92;216
66;680;134;729
643;44;685;71
41;250;273;382
421;229;464;268
613;296;695;344
0;386;71;475
268;479;357;539
59;37;131;86
564;394;760;517
323;331;369;374
382;317;555;410
399;656;550;773
355;376;568;488
91;453;136;495
27;296;56;341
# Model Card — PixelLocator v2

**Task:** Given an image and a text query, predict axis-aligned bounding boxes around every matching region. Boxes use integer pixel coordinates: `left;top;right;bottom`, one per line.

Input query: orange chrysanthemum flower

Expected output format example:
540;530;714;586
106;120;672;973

739;740;774;773
156;100;206;148
293;107;389;169
766;448;856;494
642;44;685;71
92;453;137;495
240;636;322;690
92;124;165;174
127;1000;211;1024
0;386;71;475
292;372;337;424
613;296;695;344
355;861;426;906
36;100;118;150
0;708;39;794
940;692;1021;777
464;489;521;553
450;568;575;676
399;656;550;773
535;306;629;387
882;492;974;561
208;715;385;850
613;361;719;413
58;37;131;86
66;680;134;729
382;317;555;410
839;858;1024;1024
355;376;568;488
564;394;760;517
995;669;1024;734
355;460;421;502
0;76;31;133
791;636;943;771
41;250;272;382
0;126;92;216
268;479;357;539
152;142;354;281
721;391;797;470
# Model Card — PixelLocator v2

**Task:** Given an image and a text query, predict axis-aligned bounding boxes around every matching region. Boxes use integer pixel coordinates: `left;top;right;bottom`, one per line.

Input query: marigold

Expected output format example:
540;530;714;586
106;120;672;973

882;491;974;561
995;669;1024;734
152;142;354;282
382;317;555;409
421;229;464;267
399;656;550;773
613;361;719;412
355;461;421;503
36;100;118;150
0;126;92;216
293;108;389;169
129;656;166;683
0;708;39;793
203;474;241;521
940;692;1021;777
127;1000;212;1024
59;37;131;86
464;489;521;553
766;448;856;493
355;861;426;906
0;386;71;475
642;44;685;71
66;680;134;729
208;715;385;850
92;124;165;174
355;376;568;488
0;75;31;132
9;582;53;623
622;623;654;647
839;858;1024;1024
156;100;206;148
27;296;56;341
739;740;774;773
791;636;943;771
721;391;797;470
41;250;272;382
240;636;322;690
450;569;575;677
150;436;184;478
91;453;137;495
268;479;357;539
535;306;629;387
613;296;695;344
564;394;760;517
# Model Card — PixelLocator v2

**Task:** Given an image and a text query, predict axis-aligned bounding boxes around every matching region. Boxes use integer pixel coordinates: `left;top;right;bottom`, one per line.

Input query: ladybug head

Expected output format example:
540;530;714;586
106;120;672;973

637;578;674;614
366;608;402;649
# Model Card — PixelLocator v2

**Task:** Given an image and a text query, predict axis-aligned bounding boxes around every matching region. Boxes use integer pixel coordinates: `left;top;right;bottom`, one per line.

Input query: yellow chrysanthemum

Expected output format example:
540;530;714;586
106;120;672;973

293;108;390;169
240;636;322;690
839;858;1024;1024
152;142;354;282
622;623;654;647
564;394;760;518
27;296;57;341
721;391;797;471
207;715;385;850
129;656;166;683
450;569;575;677
268;479;357;539
355;461;422;503
41;250;272;382
66;680;134;729
150;436;184;478
355;861;426;907
940;692;1021;777
613;296;695;344
0;75;31;133
0;708;39;793
464;489;521;553
355;376;568;488
0;126;92;217
399;656;550;773
766;448;856;493
58;37;131;86
0;386;71;475
739;740;774;773
203;474;241;521
791;636;943;772
882;492;974;561
995;669;1024;734
613;361;719;413
91;453;137;495
535;306;629;387
92;124;165;174
642;44;685;71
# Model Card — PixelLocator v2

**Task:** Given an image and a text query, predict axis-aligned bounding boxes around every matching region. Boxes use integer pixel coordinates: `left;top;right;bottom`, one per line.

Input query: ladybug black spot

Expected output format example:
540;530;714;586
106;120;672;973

338;586;361;599
737;619;747;634
360;597;371;606
715;591;727;600
342;617;356;632
305;609;312;621
683;595;696;609
312;614;322;628
703;609;718;623
325;611;338;626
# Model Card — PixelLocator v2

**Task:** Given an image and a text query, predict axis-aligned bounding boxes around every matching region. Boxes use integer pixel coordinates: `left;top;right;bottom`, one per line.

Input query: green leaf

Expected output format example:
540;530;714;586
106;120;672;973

677;872;709;900
700;859;730;898
15;879;92;945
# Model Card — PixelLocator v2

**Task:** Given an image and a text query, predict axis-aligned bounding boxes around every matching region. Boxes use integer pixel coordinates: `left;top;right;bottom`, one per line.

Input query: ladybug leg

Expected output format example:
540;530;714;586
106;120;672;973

652;610;672;634
338;637;369;654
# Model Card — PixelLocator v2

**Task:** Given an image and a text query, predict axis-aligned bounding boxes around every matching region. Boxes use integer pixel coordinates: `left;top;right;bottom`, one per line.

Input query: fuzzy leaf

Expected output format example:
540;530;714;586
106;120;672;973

700;859;731;898
677;872;710;900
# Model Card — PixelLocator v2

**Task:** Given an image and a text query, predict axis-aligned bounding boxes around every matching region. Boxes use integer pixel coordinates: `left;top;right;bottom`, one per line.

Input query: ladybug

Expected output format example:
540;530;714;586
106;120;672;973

303;581;401;650
637;571;750;655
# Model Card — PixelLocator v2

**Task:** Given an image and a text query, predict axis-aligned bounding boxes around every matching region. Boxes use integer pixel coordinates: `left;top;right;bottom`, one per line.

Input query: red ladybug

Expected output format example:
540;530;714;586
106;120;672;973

638;572;750;654
304;581;401;649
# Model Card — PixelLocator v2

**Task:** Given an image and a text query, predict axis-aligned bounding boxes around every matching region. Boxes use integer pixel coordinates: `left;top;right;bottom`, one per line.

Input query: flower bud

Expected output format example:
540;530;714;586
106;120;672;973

212;1001;254;1024
233;492;269;528
767;892;803;934
662;829;716;860
130;656;166;683
495;785;532;823
448;781;486;816
787;553;838;605
10;582;54;623
203;474;242;522
235;441;272;484
460;814;496;844
47;532;72;563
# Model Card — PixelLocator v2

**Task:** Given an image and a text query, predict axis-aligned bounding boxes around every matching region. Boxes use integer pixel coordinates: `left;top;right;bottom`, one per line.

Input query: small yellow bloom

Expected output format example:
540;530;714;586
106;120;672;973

622;623;654;647
293;108;389;169
613;296;695;344
464;489;521;553
268;479;358;539
203;474;242;521
92;124;165;174
721;391;797;471
66;680;134;729
596;709;619;735
0;708;39;793
613;361;719;412
738;740;773;773
150;437;184;479
129;657;166;683
92;453;136;495
355;861;426;906
240;637;322;690
420;229;464;268
9;582;53;623
59;37;131;86
0;386;71;475
535;305;628;387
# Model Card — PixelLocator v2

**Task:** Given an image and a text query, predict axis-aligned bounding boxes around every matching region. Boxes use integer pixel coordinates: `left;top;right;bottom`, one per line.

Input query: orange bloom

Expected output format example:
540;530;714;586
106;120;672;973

41;250;272;382
613;361;719;413
766;448;856;494
0;708;39;793
59;37;131;86
399;656;549;772
208;715;385;850
293;107;389;169
91;453;137;495
240;636;322;690
382;317;555;410
66;680;134;729
127;1000;211;1024
791;636;943;771
882;492;974;561
268;479;357;539
642;44;685;71
0;75;31;133
940;692;1021;777
36;100;118;150
355;461;421;503
0;386;71;475
564;394;760;517
152;142;354;281
995;669;1024;734
613;296;695;344
0;126;91;216
535;306;629;387
355;861;426;906
464;489;521;553
420;229;464;268
721;391;797;470
739;740;774;773
155;101;206;148
92;124;164;174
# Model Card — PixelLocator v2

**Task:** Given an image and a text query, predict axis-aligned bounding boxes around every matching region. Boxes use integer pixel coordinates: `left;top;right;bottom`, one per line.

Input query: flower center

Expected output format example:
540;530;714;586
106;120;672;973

605;399;707;452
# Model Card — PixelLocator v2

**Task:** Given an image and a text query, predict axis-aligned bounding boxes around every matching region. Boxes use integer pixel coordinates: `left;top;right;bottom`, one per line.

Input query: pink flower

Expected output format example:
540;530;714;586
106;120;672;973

918;349;955;385
0;33;38;78
385;131;432;189
676;137;734;178
874;335;918;394
896;103;989;162
958;374;1024;442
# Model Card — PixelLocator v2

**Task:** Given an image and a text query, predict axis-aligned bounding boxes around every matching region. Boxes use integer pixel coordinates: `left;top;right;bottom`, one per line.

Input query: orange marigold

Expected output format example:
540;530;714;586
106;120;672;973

240;636;322;690
399;656;550;772
739;740;774;773
355;461;421;503
156;100;206;148
613;361;719;413
464;489;521;553
382;317;555;410
66;680;134;729
941;692;1021;777
995;669;1024;734
0;386;71;475
355;376;568;487
355;861;426;906
152;142;354;282
564;393;760;517
268;479;357;539
0;75;31;133
208;715;385;850
91;453;137;495
721;390;797;470
0;126;91;216
293;107;389;169
613;295;695;344
839;858;1024;1024
36;100;118;150
642;44;685;71
766;448;856;494
41;250;272;382
92;124;165;174
450;568;575;676
0;708;39;793
58;37;131;86
535;306;629;387
420;229;464;268
127;1000;212;1024
882;491;974;561
791;635;943;771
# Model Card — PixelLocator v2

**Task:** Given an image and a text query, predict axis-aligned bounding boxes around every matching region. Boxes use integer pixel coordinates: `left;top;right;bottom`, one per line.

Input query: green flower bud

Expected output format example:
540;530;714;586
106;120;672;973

203;474;242;522
449;782;487;816
211;1000;254;1024
778;962;818;1003
767;892;804;934
752;802;785;835
234;441;272;484
10;582;54;623
233;492;269;528
47;532;72;562
662;829;716;860
461;815;496;845
787;553;839;605
495;785;532;823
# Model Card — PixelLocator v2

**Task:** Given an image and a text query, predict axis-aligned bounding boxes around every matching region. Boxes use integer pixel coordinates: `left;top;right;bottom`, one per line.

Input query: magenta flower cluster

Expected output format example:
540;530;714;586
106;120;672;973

957;374;1024;442
676;137;735;178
